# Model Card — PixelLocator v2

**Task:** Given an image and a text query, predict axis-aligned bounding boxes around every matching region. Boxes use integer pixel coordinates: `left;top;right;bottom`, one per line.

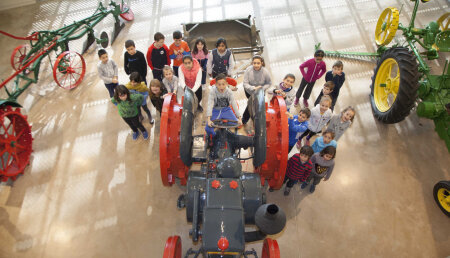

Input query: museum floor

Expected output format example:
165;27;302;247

0;0;449;257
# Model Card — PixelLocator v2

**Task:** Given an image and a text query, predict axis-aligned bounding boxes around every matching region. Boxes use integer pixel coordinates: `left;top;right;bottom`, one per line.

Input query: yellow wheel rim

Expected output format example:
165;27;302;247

374;58;400;112
437;188;450;212
375;7;399;46
437;13;450;31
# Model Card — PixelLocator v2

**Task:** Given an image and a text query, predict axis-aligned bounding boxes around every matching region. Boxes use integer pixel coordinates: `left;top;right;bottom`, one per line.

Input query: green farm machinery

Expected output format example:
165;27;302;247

323;0;450;151
0;1;134;181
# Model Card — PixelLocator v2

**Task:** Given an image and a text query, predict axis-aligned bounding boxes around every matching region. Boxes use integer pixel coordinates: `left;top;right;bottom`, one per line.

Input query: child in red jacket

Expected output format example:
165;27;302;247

146;32;171;82
294;50;326;108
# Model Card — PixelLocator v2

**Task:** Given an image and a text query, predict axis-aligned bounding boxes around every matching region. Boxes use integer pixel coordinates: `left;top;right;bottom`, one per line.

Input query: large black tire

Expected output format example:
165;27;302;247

370;47;420;123
433;181;450;217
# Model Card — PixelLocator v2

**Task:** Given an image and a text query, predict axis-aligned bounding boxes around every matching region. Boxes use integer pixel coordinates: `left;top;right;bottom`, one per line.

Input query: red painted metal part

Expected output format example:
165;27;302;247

0;40;57;90
0;30;39;41
119;4;134;21
163;235;182;258
0;106;33;182
257;96;289;190
159;93;189;186
261;238;280;258
10;45;33;72
53;51;86;90
217;236;229;251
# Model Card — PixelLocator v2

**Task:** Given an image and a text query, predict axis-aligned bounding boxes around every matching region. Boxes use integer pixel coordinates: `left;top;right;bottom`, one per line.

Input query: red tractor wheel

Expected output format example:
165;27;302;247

120;3;134;21
262;238;280;258
53;51;86;90
0;106;33;182
11;44;33;72
159;93;189;186
163;235;182;258
257;96;289;190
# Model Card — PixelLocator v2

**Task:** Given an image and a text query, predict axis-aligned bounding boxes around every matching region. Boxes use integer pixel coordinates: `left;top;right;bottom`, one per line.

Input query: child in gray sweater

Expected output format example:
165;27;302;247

162;65;179;94
97;49;118;98
301;146;336;193
326;106;356;141
205;74;242;136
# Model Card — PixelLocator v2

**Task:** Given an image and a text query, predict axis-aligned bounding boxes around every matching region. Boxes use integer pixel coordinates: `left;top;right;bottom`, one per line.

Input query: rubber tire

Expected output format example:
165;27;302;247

433;181;450;217
370;47;420;123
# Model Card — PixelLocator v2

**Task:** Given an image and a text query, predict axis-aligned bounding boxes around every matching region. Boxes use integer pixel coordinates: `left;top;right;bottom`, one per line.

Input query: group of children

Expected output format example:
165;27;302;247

97;31;356;195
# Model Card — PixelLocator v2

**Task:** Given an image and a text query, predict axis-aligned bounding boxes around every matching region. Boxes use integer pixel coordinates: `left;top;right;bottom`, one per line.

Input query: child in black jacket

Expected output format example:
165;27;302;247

124;39;148;85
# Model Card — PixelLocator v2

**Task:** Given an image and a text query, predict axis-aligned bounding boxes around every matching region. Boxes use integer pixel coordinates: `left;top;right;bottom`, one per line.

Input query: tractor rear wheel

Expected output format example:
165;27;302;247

433;181;450;217
370;47;420;123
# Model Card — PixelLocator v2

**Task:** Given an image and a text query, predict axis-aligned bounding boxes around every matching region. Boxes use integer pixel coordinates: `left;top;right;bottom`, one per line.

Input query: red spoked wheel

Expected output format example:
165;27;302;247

163;235;182;258
53;51;86;90
257;96;289;190
11;44;34;72
159;93;189;186
120;3;134;21
262;238;280;258
0;106;33;182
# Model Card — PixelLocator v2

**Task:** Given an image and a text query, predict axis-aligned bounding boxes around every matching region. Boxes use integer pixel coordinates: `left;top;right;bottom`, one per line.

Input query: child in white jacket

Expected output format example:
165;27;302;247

297;95;333;146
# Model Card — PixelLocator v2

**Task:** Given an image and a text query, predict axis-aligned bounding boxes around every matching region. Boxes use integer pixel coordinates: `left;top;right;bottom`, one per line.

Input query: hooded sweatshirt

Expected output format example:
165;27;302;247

267;82;296;107
179;58;202;92
310;153;335;179
300;58;326;83
308;104;332;133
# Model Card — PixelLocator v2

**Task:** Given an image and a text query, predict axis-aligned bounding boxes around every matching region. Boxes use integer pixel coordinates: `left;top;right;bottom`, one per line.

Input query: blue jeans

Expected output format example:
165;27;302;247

205;107;237;136
105;83;118;98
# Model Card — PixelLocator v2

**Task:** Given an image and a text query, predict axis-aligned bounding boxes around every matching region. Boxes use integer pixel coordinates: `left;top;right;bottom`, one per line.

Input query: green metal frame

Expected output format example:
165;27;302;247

0;0;129;107
321;0;450;151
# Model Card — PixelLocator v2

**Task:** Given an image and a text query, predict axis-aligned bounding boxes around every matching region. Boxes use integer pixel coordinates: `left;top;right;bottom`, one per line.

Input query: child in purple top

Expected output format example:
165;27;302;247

294;50;326;108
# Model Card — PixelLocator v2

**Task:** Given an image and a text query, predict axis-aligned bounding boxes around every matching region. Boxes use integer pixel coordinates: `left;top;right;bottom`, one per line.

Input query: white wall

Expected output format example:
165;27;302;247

0;0;35;11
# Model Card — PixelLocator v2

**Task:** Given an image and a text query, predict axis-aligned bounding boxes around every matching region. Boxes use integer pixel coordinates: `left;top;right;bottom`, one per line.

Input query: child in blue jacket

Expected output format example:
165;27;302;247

287;108;311;153
311;130;337;153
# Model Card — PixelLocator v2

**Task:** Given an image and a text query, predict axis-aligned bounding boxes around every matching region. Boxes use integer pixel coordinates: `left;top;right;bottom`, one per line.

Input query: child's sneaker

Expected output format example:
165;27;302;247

309;184;316;193
303;98;309;108
149;118;155;125
284;187;291;196
296;140;302;149
268;188;274;192
142;131;149;140
132;131;140;140
294;98;299;107
305;138;310;146
301;182;308;189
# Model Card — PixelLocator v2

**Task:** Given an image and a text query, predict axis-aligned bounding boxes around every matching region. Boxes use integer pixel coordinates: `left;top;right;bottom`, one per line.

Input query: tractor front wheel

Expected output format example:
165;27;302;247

433;181;450;217
370;47;420;123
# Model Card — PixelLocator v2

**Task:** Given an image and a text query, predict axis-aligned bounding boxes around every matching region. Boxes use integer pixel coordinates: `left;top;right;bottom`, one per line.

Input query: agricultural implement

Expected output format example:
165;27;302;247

160;88;289;257
323;0;450;151
0;1;134;181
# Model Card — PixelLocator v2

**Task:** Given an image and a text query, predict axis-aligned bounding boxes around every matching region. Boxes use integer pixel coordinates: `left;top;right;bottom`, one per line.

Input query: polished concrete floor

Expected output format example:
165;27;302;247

0;0;449;257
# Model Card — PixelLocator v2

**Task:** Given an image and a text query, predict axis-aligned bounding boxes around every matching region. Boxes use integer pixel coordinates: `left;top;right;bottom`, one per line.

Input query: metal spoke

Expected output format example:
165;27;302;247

15;128;25;139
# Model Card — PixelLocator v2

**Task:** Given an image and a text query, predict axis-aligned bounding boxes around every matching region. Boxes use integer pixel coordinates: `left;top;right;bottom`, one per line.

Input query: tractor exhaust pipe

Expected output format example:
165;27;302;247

245;204;286;243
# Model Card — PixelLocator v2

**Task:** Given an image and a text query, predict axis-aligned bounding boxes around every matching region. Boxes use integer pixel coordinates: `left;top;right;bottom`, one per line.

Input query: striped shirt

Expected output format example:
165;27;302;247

285;154;312;181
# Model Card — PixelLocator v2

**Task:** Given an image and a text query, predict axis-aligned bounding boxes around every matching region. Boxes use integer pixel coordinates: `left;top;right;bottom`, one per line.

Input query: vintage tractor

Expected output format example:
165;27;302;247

0;0;134;181
433;180;450;217
159;88;289;257
323;0;450;151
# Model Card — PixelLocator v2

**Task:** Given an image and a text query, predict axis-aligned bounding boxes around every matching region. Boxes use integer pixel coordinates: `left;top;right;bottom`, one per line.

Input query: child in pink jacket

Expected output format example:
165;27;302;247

294;50;326;108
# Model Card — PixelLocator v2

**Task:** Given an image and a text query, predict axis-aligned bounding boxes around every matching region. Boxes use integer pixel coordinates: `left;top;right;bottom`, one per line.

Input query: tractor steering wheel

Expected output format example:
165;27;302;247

211;118;239;128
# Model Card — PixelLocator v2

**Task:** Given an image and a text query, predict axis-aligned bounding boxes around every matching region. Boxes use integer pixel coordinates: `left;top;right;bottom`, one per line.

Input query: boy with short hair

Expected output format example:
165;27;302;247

287;108;311;153
267;73;297;110
146;32;171;82
124;39;148;85
318;61;345;110
205;73;242;136
97;49;118;98
313;81;335;106
277;145;314;196
169;30;190;76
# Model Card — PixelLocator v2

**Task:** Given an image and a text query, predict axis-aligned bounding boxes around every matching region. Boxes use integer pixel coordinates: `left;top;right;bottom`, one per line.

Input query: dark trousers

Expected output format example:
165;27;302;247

298;129;317;142
306;174;322;185
288;145;295;153
195;87;202;107
105;83;118;98
316;91;337;110
138;104;152;120
242;91;251;124
173;66;179;77
296;78;316;100
122;115;147;133
284;176;298;188
199;59;207;84
152;69;163;82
